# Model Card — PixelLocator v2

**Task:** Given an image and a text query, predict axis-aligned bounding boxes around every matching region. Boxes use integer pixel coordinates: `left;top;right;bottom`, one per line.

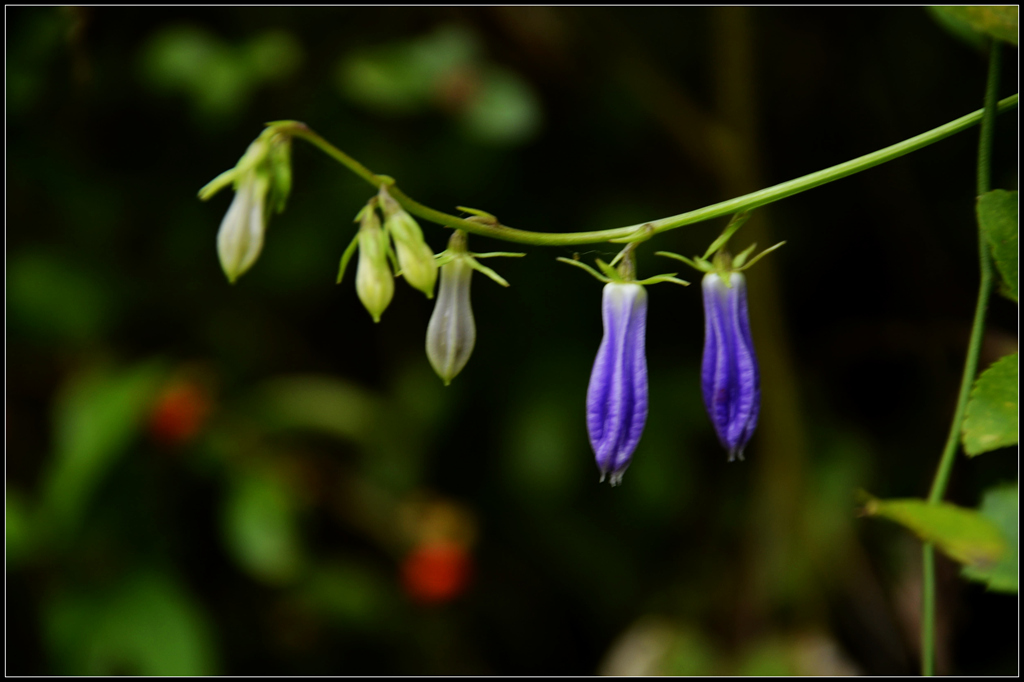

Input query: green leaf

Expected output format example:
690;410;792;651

43;570;218;675
253;375;382;443
297;562;395;628
962;353;1018;456
222;470;304;584
460;65;542;146
6;489;34;568
978;189;1018;302
930;6;1018;46
863;497;1007;570
41;361;167;533
962;482;1018;593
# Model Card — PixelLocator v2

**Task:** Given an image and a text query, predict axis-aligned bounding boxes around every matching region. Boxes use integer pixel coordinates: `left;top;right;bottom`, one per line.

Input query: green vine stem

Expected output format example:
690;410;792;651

270;93;1017;247
921;41;1002;677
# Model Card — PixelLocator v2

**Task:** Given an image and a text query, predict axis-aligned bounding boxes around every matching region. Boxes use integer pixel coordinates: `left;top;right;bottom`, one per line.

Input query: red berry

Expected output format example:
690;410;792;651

401;541;472;604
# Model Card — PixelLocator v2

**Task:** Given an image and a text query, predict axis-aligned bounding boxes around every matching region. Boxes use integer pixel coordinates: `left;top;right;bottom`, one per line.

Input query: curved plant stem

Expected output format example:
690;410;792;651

271;94;1018;247
920;40;1002;678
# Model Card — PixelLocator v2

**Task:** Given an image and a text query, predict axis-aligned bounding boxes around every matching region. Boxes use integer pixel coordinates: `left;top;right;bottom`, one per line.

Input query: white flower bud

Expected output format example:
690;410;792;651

426;234;476;385
216;171;270;284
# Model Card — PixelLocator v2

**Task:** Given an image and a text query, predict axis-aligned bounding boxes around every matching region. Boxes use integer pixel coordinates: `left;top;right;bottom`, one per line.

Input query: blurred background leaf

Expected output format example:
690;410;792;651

222;468;305;584
929;6;1018;47
43;570;218;675
960;482;1018;593
41;361;168;535
141;25;303;123
863;497;1008;569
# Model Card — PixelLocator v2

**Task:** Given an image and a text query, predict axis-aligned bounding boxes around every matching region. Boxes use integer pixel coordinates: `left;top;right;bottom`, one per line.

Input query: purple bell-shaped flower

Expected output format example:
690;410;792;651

700;271;759;461
586;282;649;485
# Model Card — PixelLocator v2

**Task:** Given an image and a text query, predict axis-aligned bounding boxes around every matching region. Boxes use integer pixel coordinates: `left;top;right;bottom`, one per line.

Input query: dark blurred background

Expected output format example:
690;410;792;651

6;7;1018;675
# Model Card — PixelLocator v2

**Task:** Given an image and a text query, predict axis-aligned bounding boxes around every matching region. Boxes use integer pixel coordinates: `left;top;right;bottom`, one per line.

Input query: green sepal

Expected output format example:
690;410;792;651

384;236;400;274
353;200;377;223
267;136;293;215
434;251;457;268
556;257;612;284
734;241;786;271
198;168;238;201
732;243;758;269
468;258;510;287
635;273;690;287
702;211;752;260
656;251;712;273
595;259;620;280
336;234;360;284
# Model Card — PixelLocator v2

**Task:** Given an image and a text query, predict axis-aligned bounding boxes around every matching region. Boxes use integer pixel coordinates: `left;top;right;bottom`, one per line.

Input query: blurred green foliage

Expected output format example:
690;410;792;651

141;25;303;123
960;482;1018;593
6;6;1018;676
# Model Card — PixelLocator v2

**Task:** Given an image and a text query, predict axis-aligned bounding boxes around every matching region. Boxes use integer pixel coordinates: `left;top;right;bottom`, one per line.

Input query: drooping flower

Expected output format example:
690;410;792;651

200;128;293;283
426;231;476;385
701;271;759;461
586;282;649;485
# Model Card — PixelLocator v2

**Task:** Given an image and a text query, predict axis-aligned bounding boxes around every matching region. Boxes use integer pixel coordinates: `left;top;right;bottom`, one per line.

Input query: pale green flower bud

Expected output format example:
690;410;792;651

203;127;294;283
426;231;476;385
216;170;271;284
355;205;394;323
379;186;438;298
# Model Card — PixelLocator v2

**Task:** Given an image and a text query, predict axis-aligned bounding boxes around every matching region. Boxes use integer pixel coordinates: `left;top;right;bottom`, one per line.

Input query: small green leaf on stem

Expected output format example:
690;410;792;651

961;482;1018;593
978;189;1018;302
862;496;1007;570
962;352;1018;456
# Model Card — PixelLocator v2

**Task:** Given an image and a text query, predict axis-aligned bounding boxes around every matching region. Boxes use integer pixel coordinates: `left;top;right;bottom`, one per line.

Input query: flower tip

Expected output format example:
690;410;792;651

608;471;625;487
